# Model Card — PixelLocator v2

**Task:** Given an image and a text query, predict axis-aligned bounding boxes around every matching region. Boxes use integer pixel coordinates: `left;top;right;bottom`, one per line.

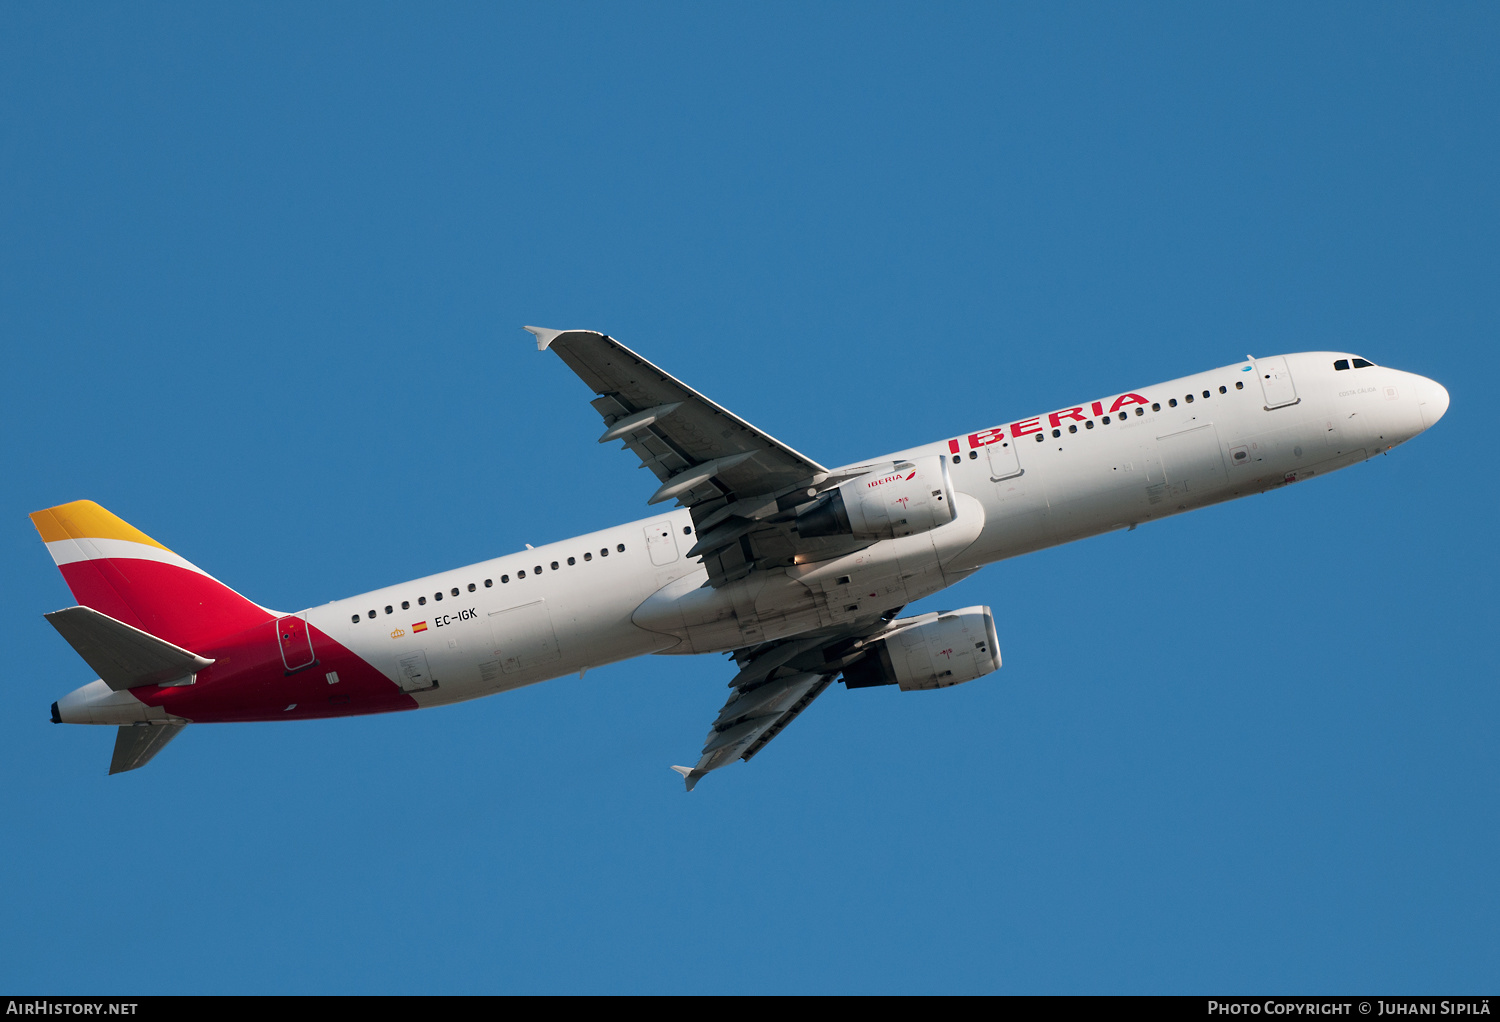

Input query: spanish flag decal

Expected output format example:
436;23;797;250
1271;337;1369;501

412;621;428;633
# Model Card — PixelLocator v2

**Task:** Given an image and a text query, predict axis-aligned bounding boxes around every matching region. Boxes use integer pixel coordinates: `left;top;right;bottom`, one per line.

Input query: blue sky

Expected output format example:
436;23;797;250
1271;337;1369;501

1;3;1495;993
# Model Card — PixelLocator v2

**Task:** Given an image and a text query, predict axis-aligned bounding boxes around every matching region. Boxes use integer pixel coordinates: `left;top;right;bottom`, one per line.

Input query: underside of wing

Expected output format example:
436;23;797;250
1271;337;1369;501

528;327;893;585
671;622;891;791
669;605;1005;790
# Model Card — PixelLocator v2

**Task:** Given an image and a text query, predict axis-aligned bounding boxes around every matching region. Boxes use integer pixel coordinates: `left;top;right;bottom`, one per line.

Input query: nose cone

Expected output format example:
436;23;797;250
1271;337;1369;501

1420;378;1450;430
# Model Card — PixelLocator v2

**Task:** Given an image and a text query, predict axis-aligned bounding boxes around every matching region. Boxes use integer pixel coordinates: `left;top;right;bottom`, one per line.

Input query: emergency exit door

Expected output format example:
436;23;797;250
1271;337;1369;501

986;438;1023;481
644;520;680;565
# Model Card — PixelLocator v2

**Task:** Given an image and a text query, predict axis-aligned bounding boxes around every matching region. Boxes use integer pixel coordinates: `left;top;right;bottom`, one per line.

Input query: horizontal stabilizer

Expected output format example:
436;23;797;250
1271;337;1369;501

45;606;214;691
110;722;186;774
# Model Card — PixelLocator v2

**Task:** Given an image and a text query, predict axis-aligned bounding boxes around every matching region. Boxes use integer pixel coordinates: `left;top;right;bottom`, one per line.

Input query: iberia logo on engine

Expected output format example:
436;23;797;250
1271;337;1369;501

867;470;918;488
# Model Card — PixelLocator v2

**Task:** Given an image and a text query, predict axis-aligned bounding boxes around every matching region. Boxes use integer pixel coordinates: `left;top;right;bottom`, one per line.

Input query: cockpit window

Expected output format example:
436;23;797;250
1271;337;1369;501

1352;358;1375;368
1334;359;1350;371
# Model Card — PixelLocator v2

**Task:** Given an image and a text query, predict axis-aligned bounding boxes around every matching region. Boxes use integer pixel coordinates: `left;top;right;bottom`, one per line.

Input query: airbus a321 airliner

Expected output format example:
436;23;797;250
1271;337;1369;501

34;329;1449;785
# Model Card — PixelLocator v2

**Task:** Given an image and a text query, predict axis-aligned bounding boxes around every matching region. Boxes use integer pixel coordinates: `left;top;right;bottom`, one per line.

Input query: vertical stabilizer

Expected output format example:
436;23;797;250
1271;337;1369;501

30;501;271;649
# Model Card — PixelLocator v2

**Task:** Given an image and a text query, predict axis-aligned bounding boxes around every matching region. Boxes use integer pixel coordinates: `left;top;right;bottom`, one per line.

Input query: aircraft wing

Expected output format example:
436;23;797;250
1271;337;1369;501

528;327;879;585
671;625;882;790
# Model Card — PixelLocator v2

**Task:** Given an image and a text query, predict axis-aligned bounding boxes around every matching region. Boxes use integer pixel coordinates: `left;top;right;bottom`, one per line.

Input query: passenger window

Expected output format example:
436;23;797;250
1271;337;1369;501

567;557;576;565
968;450;977;459
1152;403;1161;411
402;601;410;610
1202;390;1210;399
951;454;960;464
418;596;427;606
1185;394;1194;403
1034;433;1043;442
501;575;510;583
1135;407;1144;416
1235;382;1243;390
550;561;559;570
1169;399;1177;407
584;552;592;561
1085;420;1094;429
467;583;475;593
601;549;608;557
1068;424;1078;434
534;565;542;574
367;610;376;619
434;592;443;601
683;526;692;535
451;587;460;597
384;605;393;615
1052;428;1061;438
351;614;360;624
484;579;492;588
617;544;626;552
517;570;526;578
1219;385;1227;394
1102;415;1110;424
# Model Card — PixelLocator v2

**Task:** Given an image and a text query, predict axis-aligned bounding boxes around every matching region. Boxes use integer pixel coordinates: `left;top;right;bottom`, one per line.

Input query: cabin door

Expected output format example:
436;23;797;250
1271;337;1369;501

1255;357;1299;409
277;614;316;673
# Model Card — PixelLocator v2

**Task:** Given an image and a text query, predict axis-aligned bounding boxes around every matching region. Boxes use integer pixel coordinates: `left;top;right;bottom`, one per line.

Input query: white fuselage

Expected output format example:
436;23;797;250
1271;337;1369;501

314;352;1447;707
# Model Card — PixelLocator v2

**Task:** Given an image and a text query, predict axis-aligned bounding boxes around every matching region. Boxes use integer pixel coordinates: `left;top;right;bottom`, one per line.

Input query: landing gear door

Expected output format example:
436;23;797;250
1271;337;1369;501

986;438;1022;481
1254;356;1299;409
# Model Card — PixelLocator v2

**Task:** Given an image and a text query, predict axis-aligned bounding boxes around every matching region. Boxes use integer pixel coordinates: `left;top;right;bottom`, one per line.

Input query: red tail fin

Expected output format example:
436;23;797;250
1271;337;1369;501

30;500;272;650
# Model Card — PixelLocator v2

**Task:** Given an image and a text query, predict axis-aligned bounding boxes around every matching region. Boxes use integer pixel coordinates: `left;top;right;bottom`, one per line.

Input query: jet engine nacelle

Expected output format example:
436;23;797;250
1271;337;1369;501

796;455;956;541
842;606;1001;692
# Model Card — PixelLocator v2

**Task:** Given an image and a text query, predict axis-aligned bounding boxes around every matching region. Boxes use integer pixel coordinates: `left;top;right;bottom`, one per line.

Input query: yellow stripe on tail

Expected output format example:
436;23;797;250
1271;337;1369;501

30;500;174;552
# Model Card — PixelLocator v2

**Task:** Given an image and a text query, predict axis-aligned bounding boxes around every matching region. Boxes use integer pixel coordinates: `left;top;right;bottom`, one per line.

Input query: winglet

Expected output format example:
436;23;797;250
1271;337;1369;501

523;325;566;352
670;764;701;792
